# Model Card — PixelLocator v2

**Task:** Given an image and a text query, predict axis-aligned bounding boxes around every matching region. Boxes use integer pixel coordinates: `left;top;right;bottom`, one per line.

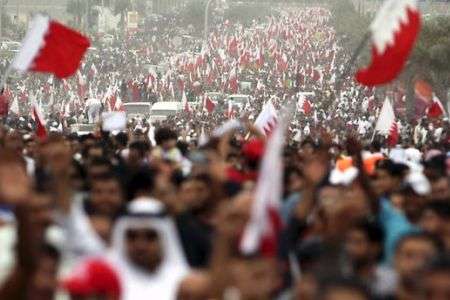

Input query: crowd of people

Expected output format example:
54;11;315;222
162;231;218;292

0;4;449;300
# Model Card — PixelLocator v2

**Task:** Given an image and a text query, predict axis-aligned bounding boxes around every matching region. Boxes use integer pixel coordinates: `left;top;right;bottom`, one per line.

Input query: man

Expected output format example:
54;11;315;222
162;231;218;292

63;199;190;300
60;172;124;264
374;160;418;262
421;255;450;300
344;219;396;298
394;232;443;300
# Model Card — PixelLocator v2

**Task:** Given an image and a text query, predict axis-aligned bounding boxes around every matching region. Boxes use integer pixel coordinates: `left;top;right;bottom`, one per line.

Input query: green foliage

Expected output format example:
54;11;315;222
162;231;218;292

408;16;450;110
412;16;450;74
330;0;369;51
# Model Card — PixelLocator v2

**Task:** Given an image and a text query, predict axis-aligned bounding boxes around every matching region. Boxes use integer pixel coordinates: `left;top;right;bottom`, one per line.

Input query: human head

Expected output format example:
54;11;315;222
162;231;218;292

112;200;188;274
372;160;408;196
155;127;178;151
344;219;384;269
317;277;371;300
394;232;442;281
125;227;162;272
421;255;450;300
89;172;124;216
419;201;450;251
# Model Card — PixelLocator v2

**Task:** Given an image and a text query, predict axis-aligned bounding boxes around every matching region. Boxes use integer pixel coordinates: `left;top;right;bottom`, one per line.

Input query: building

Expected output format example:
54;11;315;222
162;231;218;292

2;0;70;22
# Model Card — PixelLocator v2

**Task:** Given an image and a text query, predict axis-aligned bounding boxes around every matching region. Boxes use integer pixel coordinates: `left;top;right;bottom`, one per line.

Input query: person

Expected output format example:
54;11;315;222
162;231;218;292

421;254;450;300
62;199;190;300
393;232;443;300
343;219;396;298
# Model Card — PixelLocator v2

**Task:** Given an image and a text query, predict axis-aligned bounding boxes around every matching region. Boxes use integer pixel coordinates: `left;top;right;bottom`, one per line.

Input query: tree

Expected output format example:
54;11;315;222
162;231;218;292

406;16;450;117
67;0;85;27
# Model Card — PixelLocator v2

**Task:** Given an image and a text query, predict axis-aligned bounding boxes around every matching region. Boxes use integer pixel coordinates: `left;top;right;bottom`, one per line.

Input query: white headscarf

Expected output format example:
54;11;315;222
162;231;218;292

107;199;189;300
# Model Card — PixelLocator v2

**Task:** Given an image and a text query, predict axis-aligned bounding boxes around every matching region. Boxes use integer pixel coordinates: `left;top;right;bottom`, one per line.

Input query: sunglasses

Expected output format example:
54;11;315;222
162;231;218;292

126;229;158;241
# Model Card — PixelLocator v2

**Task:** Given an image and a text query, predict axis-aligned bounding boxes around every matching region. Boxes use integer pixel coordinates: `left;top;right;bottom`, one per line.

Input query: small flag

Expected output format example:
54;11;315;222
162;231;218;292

31;95;48;140
204;95;216;113
427;94;446;118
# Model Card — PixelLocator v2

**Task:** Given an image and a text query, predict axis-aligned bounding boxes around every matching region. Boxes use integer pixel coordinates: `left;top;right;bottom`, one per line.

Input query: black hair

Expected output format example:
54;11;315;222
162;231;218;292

318;276;372;300
115;131;129;148
395;232;444;255
377;159;409;178
126;167;156;201
89;157;114;171
423;201;450;219
154;127;177;145
350;219;384;245
129;141;151;157
426;253;450;274
176;140;190;157
40;243;61;261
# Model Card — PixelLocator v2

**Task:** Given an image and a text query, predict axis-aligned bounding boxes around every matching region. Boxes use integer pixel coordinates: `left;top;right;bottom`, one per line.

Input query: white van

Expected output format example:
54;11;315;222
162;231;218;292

226;94;251;109
150;102;183;122
123;102;152;119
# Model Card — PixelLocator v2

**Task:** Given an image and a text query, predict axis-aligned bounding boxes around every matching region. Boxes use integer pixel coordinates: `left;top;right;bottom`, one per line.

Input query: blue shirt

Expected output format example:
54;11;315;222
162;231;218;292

378;197;419;264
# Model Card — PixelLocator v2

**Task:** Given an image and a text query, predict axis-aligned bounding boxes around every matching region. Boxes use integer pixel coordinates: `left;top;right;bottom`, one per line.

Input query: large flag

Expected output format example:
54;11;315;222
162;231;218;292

255;101;278;136
356;0;421;86
12;14;90;78
240;106;291;257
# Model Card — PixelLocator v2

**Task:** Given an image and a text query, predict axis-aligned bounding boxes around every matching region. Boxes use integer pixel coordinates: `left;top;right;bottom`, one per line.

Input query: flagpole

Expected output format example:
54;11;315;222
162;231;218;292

0;66;12;94
335;32;370;95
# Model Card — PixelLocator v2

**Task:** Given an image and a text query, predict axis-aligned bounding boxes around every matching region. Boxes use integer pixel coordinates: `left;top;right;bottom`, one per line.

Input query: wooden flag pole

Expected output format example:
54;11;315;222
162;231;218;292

335;32;371;96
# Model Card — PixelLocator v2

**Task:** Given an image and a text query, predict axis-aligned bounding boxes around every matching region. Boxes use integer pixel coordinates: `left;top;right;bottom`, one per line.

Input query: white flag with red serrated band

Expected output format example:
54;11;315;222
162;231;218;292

356;0;421;86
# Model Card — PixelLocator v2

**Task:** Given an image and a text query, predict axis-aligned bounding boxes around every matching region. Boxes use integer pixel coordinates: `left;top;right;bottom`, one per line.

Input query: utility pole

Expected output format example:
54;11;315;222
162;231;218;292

0;0;3;38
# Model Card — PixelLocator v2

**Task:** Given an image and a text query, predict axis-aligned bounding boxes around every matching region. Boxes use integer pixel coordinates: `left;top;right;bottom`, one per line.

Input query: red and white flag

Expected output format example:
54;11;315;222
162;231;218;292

240;107;286;257
114;95;124;112
255;101;278;136
12;14;90;79
356;0;421;86
298;94;313;115
375;98;398;146
204;95;216;113
427;94;446;118
182;90;191;113
31;95;48;140
387;121;399;147
228;67;239;94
